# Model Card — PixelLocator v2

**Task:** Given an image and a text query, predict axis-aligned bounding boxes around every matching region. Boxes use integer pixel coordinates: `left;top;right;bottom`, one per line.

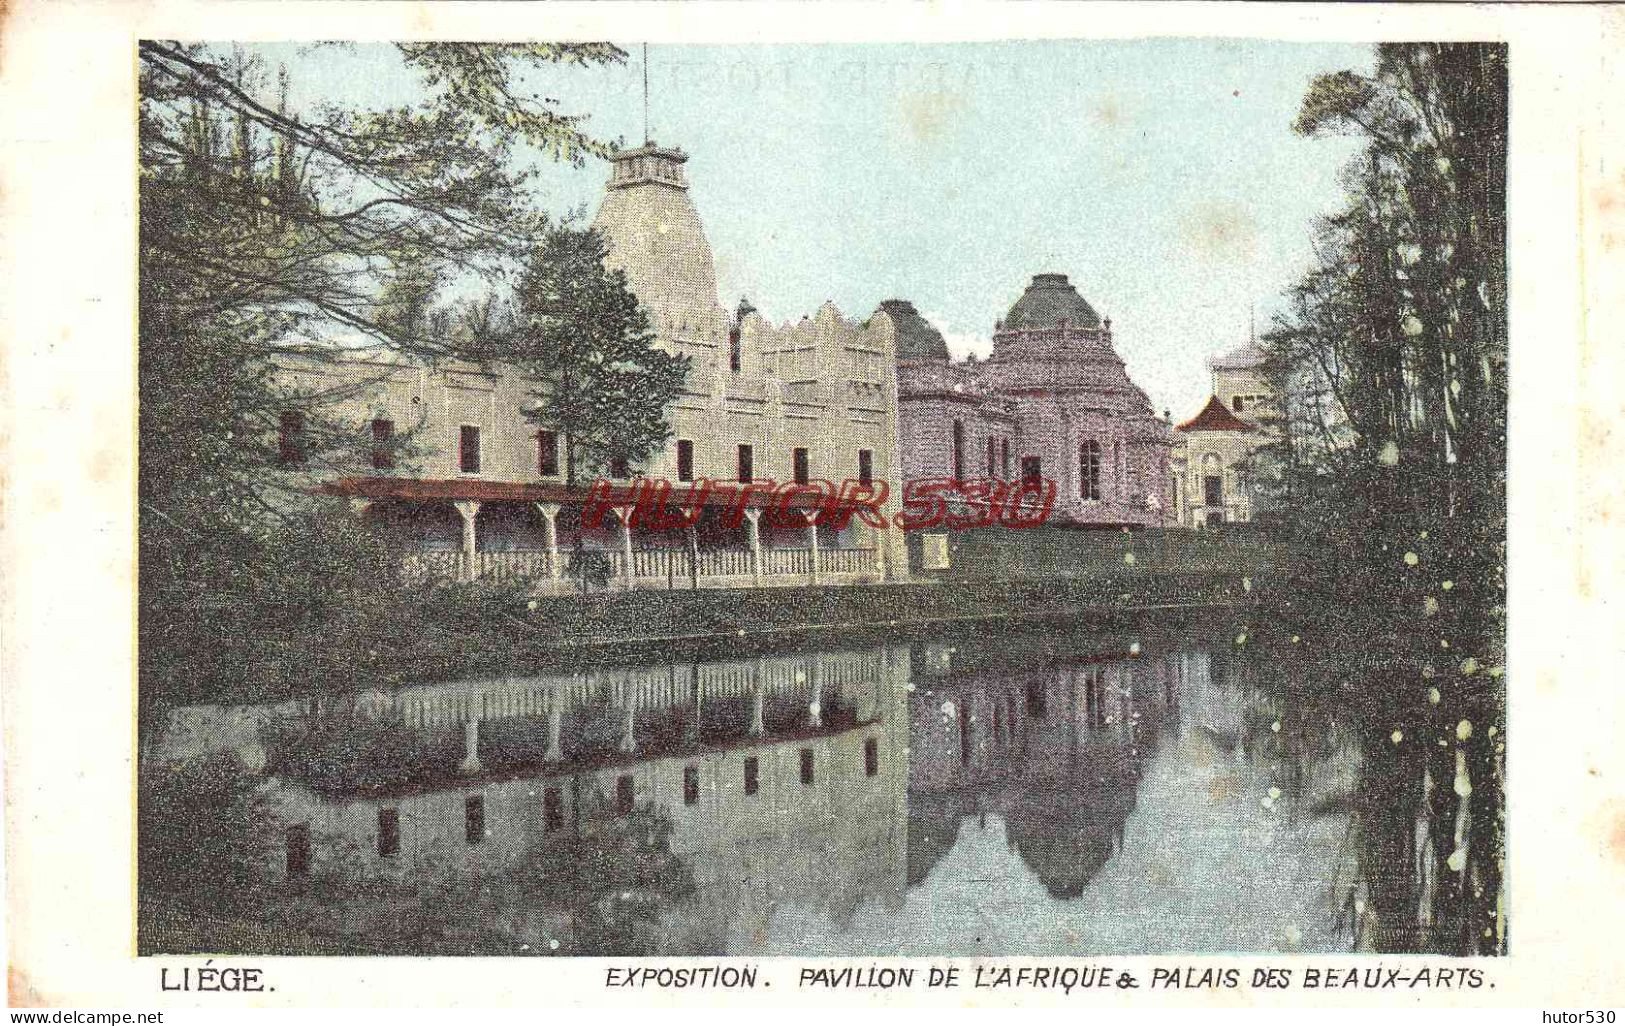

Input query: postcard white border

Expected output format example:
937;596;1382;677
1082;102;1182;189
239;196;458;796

2;0;1621;1009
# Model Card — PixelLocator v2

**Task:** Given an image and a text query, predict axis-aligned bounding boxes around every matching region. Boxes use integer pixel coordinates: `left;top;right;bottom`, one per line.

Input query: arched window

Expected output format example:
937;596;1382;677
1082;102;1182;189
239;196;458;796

1079;439;1102;500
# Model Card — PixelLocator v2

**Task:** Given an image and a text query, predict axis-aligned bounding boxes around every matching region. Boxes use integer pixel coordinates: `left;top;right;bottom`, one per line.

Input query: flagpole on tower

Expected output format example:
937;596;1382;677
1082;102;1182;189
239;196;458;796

642;43;650;145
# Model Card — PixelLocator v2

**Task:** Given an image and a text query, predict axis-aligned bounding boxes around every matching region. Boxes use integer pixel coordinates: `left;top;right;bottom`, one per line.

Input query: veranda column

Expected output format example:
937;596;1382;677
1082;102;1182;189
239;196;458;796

535;502;562;582
743;509;763;585
453;500;481;581
806;512;821;585
613;506;636;589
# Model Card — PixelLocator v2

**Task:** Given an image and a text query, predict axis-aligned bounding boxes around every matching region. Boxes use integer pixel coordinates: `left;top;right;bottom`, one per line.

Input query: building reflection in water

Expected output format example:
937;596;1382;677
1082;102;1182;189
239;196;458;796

152;645;913;953
147;633;1305;955
904;642;1192;901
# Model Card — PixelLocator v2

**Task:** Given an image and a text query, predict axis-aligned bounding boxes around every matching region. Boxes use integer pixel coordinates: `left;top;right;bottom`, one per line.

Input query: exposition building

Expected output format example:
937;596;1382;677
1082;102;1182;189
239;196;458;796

891;274;1174;528
286;142;911;590
1170;339;1275;528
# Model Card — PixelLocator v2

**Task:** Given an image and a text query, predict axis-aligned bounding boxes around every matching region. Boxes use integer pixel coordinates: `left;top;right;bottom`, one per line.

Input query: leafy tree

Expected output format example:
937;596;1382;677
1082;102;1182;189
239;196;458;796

1260;43;1506;539
137;752;271;950
495;227;691;487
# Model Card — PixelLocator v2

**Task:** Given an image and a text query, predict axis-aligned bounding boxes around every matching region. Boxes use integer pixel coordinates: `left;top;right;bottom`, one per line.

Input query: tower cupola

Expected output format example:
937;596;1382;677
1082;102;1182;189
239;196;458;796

591;141;720;338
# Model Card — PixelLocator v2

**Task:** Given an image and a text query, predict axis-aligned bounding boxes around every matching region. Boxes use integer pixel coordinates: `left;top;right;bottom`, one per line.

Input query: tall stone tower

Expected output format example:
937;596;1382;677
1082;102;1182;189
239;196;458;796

590;144;724;346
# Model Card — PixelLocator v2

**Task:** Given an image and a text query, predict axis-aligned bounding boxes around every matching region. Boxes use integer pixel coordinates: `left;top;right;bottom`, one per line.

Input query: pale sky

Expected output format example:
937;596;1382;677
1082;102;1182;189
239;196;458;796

254;40;1370;419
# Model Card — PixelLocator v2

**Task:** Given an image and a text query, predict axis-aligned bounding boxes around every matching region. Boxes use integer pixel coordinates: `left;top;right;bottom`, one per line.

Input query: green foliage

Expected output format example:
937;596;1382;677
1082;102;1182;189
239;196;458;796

567;544;615;592
1260;43;1507;540
138;754;270;917
1255;42;1507;646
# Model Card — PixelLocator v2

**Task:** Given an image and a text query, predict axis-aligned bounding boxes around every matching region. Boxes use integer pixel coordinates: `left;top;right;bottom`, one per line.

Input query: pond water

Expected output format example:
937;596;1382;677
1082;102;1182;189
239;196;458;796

139;614;1498;957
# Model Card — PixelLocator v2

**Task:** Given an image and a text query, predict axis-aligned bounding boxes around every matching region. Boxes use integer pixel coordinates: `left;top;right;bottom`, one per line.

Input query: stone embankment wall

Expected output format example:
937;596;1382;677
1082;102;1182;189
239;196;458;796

910;525;1290;583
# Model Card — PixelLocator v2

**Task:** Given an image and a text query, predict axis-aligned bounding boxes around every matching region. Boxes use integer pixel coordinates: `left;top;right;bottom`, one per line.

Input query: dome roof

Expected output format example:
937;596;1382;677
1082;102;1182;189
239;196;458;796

877;299;950;361
1001;273;1101;330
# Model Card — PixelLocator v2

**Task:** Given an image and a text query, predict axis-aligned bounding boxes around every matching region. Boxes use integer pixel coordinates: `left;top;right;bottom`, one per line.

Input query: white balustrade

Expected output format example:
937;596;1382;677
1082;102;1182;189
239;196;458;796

406;545;883;585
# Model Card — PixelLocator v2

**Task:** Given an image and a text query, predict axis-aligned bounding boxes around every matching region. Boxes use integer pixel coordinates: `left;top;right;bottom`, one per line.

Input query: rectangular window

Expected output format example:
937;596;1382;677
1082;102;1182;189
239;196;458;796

676;439;694;482
1204;474;1223;507
609;453;630;479
615;774;634;816
683;765;700;806
793;447;810;486
864;737;879;777
464;795;485;845
952;420;965;480
458;425;481;474
857;449;873;486
799;748;815;786
728;327;742;373
377;807;399;857
1021;456;1042;486
370;419;395;470
278;411;305;467
737;444;754;484
285;824;310;878
1001;438;1011;478
537;430;559;476
1026;680;1048;718
543;786;563;833
743;756;759;795
986;436;997;478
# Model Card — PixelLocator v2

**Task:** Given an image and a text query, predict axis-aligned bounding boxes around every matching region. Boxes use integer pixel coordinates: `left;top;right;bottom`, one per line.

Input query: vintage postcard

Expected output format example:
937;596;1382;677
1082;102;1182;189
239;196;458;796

3;0;1622;1015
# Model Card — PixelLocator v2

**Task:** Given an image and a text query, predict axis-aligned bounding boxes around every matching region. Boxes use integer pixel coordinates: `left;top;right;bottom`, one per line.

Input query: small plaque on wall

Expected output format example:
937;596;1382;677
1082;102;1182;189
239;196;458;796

921;532;951;571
